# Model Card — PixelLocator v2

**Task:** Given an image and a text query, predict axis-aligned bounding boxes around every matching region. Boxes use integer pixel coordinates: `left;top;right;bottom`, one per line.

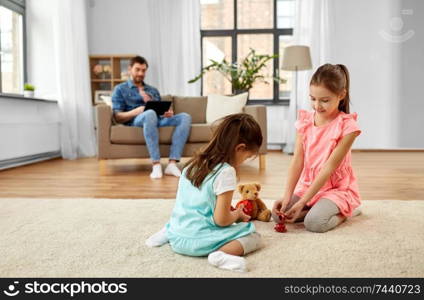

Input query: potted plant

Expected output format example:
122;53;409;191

188;48;286;95
23;83;35;98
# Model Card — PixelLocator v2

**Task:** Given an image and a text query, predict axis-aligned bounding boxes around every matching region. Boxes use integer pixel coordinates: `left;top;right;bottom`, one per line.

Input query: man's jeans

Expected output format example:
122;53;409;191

131;109;192;162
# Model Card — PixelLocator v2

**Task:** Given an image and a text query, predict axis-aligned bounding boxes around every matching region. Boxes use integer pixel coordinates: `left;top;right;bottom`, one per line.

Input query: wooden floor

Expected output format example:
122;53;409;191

0;151;423;200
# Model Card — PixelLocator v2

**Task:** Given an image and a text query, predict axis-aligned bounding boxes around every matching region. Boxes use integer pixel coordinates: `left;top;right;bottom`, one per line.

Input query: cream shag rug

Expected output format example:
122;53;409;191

0;198;423;277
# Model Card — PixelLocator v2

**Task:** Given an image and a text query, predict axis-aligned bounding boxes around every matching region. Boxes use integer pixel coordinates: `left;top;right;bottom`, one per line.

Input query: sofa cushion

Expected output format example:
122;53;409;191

173;96;207;124
187;123;213;143
206;92;248;123
110;123;213;145
111;125;174;144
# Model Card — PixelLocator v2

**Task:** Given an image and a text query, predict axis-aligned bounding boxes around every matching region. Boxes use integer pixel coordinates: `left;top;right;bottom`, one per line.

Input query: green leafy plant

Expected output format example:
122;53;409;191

24;83;35;91
188;48;286;94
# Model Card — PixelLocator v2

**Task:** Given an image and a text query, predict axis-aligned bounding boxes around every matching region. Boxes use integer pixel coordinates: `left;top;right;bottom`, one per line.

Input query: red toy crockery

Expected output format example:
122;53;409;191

274;212;287;233
235;199;254;217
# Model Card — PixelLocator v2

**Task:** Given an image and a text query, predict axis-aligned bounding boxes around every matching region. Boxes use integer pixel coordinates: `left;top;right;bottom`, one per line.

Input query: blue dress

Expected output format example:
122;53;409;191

166;163;255;256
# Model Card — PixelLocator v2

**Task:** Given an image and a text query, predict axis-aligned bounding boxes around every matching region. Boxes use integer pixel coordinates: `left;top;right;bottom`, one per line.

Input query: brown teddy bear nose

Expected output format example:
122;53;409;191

254;192;258;196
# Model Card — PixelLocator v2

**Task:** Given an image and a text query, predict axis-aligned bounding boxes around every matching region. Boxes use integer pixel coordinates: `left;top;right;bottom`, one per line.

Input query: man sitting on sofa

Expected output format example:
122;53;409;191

111;56;192;179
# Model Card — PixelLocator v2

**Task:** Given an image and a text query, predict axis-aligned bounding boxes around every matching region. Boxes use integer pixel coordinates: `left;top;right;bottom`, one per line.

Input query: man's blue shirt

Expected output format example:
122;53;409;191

112;80;161;113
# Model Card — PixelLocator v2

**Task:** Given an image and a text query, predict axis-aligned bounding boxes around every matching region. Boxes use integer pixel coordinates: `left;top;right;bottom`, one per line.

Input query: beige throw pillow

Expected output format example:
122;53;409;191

206;92;248;123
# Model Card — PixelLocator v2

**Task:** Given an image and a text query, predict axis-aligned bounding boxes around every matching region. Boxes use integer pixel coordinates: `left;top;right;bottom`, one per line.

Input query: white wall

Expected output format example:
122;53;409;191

328;0;423;149
398;0;424;147
329;0;399;149
86;0;159;83
0;98;60;161
87;0;151;55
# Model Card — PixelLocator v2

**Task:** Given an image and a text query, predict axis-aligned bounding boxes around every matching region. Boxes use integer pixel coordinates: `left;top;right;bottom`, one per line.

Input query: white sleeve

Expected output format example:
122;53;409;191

213;167;237;195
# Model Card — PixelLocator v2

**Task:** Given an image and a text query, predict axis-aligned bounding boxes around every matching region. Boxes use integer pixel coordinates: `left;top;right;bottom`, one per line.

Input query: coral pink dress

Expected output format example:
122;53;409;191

294;110;362;217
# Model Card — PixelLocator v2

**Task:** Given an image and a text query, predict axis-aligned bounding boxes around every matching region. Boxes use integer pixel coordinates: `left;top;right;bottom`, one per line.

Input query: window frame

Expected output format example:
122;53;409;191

0;0;27;95
200;0;294;106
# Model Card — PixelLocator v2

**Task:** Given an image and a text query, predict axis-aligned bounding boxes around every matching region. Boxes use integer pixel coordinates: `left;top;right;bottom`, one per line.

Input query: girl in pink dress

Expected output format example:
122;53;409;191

272;63;362;233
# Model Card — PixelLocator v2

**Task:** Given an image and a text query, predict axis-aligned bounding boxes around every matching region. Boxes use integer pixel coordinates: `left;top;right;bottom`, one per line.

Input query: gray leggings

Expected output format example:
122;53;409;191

236;232;262;255
272;196;344;233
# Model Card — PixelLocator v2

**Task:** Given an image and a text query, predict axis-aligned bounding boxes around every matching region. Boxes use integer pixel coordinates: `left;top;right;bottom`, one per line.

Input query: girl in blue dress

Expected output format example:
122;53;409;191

146;113;263;272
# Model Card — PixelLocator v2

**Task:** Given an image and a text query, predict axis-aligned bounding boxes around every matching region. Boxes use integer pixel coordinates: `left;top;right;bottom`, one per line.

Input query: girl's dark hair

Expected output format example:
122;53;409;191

185;113;263;188
310;63;351;113
130;55;149;68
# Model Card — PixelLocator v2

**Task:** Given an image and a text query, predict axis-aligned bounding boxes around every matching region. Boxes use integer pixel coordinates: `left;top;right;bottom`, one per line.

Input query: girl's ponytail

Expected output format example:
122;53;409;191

337;64;350;114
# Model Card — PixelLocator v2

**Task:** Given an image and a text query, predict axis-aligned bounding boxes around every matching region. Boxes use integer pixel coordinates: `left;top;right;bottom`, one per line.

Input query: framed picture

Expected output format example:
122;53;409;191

94;90;112;105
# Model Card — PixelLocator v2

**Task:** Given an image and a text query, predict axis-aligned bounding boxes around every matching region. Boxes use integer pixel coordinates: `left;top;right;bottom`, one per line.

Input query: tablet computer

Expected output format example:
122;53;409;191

144;101;172;116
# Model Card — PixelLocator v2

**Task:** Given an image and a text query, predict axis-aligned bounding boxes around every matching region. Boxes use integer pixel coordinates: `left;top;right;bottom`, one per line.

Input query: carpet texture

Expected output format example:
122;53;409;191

0;198;423;277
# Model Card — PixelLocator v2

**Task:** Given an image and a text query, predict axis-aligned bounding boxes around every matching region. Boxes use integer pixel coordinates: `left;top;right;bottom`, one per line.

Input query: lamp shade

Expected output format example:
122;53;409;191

281;45;312;71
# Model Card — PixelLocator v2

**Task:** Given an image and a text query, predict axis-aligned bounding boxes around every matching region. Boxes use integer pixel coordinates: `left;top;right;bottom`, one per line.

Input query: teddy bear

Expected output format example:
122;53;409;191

232;183;271;222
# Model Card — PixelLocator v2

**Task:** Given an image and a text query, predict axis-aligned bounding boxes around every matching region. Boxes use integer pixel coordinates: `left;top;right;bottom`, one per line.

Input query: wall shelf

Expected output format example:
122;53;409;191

89;54;135;104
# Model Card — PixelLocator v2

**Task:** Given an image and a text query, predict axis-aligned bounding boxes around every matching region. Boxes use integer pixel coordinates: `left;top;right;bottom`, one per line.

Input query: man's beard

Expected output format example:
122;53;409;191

132;76;144;84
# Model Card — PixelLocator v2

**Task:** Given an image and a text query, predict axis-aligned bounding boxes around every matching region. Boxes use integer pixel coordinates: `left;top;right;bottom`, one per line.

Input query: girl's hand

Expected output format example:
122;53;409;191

235;204;251;222
285;200;306;223
272;196;291;215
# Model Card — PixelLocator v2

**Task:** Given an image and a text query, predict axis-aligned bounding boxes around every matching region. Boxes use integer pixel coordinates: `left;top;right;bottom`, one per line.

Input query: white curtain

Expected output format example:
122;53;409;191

283;0;332;153
148;0;201;96
52;0;96;159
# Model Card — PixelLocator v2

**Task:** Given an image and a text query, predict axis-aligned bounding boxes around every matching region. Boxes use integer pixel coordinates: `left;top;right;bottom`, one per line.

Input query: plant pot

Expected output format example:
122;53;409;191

233;89;249;95
23;91;34;98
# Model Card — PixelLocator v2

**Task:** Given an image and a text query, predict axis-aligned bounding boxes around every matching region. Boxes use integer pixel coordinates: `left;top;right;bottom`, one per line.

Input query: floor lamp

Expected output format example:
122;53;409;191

281;45;312;153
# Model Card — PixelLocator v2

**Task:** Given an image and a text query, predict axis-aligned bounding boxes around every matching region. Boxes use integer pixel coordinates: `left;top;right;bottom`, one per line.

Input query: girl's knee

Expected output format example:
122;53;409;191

304;214;329;233
304;198;341;233
237;232;262;255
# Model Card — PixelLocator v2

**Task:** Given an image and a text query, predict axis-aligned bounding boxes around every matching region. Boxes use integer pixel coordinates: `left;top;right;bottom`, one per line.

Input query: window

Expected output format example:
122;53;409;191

200;0;295;105
0;0;25;95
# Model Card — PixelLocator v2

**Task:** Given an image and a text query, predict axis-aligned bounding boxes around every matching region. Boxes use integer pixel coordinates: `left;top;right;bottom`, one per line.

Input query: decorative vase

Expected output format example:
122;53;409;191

23;90;34;98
